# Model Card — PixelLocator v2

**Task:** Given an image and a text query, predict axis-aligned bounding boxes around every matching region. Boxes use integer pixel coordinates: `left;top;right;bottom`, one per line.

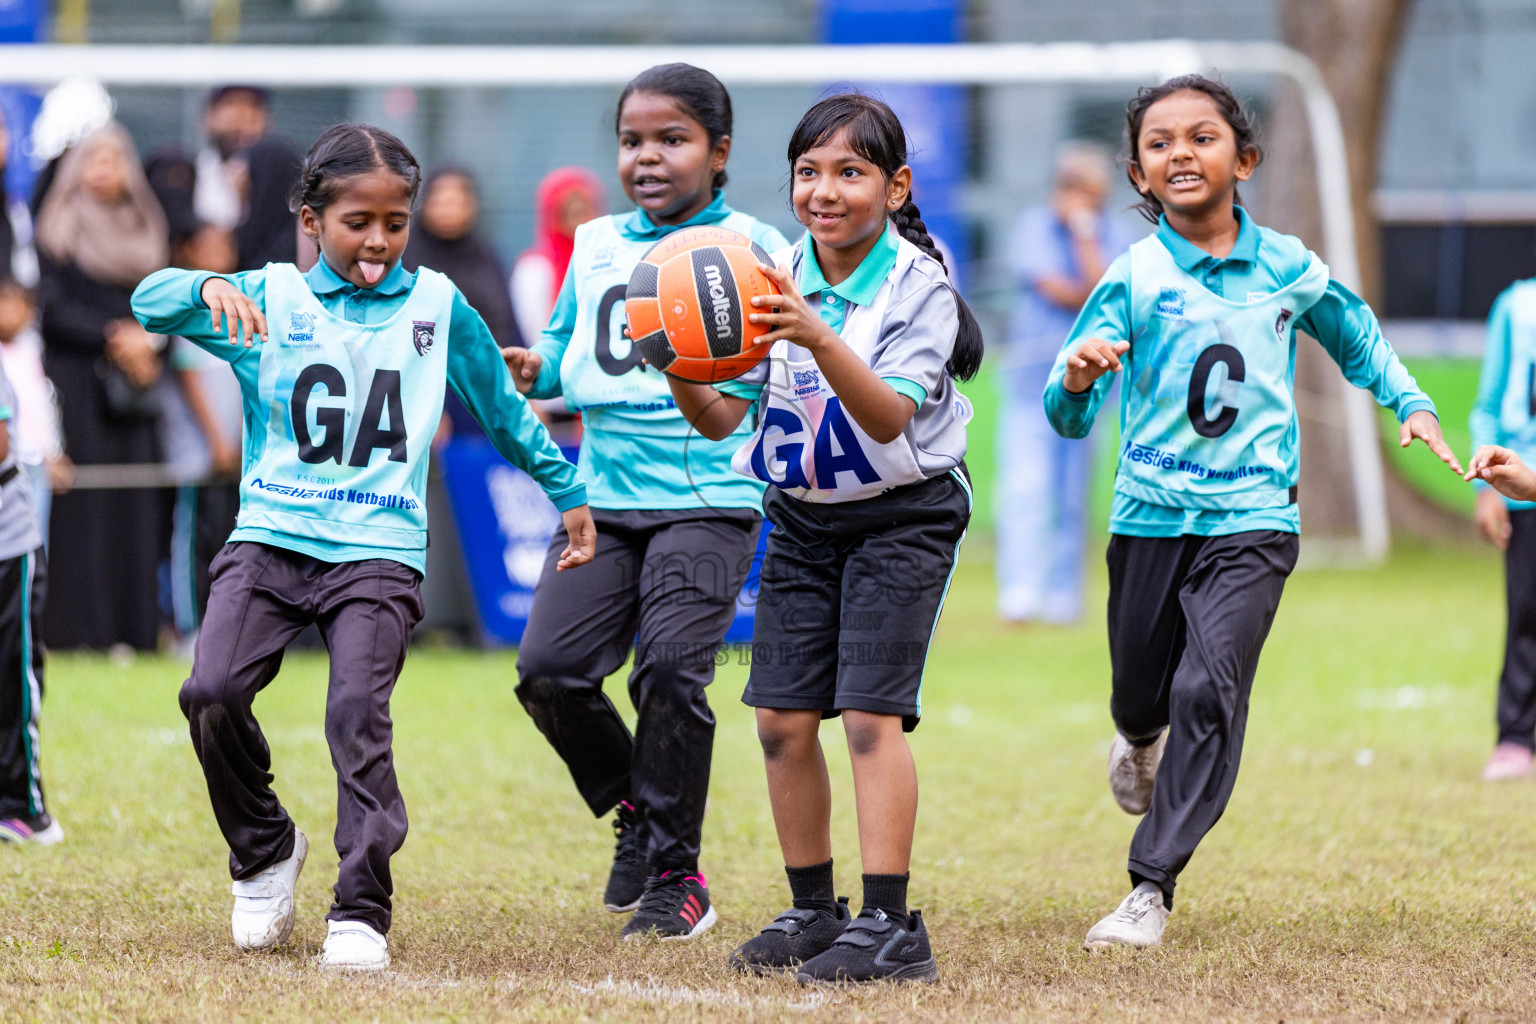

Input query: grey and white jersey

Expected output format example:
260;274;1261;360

0;358;42;560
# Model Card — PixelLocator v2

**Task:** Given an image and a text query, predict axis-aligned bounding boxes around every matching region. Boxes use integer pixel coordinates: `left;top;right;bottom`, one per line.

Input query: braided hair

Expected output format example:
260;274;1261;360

787;93;983;382
289;123;422;216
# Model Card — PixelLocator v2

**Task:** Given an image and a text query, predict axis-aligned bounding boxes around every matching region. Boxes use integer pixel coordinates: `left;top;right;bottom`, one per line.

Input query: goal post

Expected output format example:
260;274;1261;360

0;39;1391;560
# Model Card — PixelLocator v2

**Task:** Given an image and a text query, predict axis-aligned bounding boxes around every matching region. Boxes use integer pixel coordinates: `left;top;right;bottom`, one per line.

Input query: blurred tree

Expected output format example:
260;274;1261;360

1259;0;1463;541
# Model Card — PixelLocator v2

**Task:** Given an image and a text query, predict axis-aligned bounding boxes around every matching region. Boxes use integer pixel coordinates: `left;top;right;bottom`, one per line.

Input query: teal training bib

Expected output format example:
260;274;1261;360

1117;236;1328;510
234;263;453;554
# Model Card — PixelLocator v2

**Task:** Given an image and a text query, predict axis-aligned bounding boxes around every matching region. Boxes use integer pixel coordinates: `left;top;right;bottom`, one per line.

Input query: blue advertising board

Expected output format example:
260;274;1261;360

440;436;766;646
0;0;44;201
819;0;968;277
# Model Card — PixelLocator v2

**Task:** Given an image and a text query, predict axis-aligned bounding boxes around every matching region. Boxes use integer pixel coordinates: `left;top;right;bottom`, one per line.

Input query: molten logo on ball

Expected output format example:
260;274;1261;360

625;226;781;383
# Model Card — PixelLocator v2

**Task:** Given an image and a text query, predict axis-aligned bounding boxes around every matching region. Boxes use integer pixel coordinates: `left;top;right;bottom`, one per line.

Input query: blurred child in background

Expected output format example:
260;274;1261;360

0;350;58;845
1469;275;1536;781
0;280;68;548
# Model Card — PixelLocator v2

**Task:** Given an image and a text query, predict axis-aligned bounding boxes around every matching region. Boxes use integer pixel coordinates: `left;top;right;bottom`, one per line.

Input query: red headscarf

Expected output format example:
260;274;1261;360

524;166;605;305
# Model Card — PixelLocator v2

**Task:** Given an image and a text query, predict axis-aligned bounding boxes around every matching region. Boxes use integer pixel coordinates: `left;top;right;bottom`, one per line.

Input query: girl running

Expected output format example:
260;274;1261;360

666;93;982;984
502;64;789;941
132;123;594;971
1042;75;1461;949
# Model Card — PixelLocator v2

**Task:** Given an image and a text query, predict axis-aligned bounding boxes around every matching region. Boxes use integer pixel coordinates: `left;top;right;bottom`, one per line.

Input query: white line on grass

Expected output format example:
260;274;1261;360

569;975;835;1011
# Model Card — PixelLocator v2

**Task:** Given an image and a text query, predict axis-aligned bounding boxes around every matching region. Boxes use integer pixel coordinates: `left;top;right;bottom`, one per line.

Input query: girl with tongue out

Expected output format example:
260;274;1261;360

130;122;593;972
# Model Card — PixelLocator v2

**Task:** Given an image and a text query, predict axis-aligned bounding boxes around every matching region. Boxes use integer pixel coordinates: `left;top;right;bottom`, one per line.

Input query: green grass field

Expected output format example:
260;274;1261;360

2;539;1534;1022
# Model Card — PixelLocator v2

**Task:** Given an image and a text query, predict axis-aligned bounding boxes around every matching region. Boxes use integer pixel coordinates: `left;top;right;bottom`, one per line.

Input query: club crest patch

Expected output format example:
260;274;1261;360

1275;308;1293;338
412;320;436;356
288;312;316;343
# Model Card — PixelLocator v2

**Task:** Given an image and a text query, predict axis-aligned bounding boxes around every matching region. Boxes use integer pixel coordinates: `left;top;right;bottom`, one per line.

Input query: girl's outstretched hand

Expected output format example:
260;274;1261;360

1474;487;1512;550
502;347;543;395
1062;338;1130;394
557;504;596;571
201;277;267;348
1399;410;1463;475
749;265;840;352
1465;445;1536;503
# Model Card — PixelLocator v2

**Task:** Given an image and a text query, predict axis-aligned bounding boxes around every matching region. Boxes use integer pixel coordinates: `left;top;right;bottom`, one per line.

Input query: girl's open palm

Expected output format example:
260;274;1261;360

201;277;267;348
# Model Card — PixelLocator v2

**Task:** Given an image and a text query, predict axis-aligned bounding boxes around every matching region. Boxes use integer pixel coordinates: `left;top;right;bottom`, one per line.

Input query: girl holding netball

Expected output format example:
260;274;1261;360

133;124;593;971
666;93;983;984
1043;75;1461;949
502;64;789;941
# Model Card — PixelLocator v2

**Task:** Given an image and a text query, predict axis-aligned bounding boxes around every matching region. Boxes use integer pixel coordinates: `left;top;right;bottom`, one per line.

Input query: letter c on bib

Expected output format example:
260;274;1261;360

1187;343;1245;439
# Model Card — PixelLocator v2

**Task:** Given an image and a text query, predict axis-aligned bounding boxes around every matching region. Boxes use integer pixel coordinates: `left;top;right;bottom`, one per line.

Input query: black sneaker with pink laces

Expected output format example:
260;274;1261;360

620;868;717;940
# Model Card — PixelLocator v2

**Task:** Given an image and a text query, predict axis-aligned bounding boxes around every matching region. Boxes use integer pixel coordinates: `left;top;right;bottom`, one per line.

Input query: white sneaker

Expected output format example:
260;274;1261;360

1108;729;1166;815
319;920;390;971
1084;882;1170;950
231;830;308;951
30;820;64;846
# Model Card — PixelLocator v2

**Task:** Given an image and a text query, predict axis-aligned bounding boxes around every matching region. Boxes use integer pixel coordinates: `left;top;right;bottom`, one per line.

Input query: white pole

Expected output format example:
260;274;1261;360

0;40;1389;558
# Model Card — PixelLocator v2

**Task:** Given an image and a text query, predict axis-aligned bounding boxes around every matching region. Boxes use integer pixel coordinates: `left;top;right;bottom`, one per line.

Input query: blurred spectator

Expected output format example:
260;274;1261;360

511;167;604;343
194;86;300;271
0;280;68;548
165;223;242;650
34;122;169;651
995;142;1139;625
234;134;300;270
194;85;267;231
511;167;603;439
0;106;38;289
405;166;519;348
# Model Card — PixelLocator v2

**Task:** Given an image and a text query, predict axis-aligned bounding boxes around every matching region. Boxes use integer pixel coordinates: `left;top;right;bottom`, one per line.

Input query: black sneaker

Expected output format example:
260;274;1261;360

795;907;938;985
619;869;717;940
603;801;649;912
729;897;851;975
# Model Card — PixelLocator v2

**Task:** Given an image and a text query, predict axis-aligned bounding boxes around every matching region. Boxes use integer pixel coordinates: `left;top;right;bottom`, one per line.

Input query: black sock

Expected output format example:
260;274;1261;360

786;859;837;913
861;872;909;925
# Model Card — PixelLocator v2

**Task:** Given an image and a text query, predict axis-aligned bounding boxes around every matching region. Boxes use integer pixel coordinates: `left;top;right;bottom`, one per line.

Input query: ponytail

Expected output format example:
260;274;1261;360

788;92;983;382
889;196;983;382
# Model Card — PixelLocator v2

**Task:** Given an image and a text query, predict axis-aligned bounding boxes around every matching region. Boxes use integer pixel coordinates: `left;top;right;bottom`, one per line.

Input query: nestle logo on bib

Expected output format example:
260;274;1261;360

1155;288;1185;318
288;312;316;343
412;320;436;356
793;368;821;396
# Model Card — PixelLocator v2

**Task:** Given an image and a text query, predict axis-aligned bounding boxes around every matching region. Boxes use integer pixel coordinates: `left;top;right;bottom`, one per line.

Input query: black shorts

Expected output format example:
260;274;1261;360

742;468;972;731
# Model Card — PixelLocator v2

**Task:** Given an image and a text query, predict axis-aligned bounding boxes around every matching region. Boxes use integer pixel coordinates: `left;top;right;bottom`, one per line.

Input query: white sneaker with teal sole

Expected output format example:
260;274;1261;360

1084;882;1170;950
231;830;308;951
320;920;390;971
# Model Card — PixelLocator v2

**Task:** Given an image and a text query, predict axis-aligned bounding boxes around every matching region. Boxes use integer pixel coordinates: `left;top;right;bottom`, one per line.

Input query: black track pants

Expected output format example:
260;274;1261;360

516;508;759;873
0;547;46;820
1497;510;1536;749
179;542;424;935
1105;530;1298;904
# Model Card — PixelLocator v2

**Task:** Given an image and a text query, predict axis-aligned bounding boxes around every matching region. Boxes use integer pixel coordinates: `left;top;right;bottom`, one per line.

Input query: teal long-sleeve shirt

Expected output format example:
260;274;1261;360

1470;278;1536;508
133;258;586;570
1042;208;1435;537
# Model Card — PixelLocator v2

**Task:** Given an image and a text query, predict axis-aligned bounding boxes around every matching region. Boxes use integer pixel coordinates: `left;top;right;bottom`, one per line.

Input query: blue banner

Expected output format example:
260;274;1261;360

440;437;765;646
819;0;968;279
0;0;45;201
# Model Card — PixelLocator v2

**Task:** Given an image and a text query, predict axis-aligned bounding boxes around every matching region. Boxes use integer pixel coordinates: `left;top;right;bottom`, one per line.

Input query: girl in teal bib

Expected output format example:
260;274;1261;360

501;65;789;944
1042;75;1463;952
132;124;593;971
